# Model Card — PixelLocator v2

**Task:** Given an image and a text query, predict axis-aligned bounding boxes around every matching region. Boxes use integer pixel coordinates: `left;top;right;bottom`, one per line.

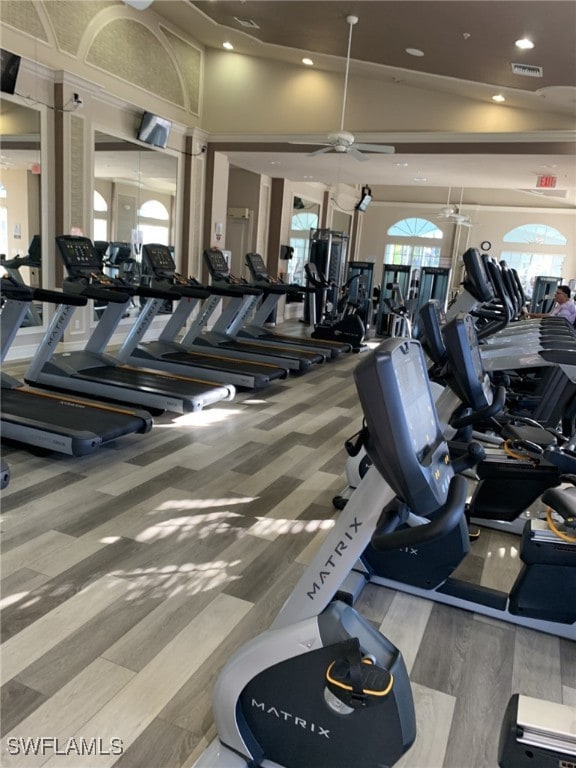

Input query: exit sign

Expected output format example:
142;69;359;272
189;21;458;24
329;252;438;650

537;175;557;188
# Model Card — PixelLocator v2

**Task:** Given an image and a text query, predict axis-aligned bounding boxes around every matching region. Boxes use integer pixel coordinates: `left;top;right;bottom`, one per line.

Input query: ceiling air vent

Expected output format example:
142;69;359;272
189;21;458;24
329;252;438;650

511;63;543;77
234;17;260;29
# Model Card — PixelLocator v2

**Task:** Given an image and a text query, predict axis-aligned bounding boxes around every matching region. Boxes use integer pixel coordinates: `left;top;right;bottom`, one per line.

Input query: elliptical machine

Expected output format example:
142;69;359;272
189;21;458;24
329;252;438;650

192;337;477;768
304;263;366;351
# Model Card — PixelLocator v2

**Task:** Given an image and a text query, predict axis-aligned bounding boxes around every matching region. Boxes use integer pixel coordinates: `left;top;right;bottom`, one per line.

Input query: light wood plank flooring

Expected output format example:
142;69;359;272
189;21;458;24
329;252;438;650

1;333;574;768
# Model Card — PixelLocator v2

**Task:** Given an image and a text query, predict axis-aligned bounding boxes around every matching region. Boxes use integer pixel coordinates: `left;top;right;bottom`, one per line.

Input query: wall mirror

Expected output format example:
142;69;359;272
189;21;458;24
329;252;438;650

93;130;178;320
0;99;43;327
286;196;320;285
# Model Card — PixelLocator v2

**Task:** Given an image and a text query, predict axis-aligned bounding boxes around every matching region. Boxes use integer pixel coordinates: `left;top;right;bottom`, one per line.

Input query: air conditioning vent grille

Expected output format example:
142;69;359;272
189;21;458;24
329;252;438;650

511;63;543;77
234;17;260;29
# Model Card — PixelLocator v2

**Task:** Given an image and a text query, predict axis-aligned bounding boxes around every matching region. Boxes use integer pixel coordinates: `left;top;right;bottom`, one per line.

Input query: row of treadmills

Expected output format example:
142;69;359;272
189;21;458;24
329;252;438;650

1;236;354;468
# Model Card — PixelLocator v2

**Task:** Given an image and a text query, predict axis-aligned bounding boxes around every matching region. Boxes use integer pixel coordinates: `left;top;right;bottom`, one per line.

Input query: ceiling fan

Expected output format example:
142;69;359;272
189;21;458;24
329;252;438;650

436;188;472;227
296;16;395;162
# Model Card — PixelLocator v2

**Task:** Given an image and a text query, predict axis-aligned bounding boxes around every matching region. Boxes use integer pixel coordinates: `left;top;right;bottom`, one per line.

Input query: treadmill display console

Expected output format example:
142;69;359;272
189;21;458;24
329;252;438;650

56;235;101;274
143;244;175;273
246;253;267;278
204;249;229;280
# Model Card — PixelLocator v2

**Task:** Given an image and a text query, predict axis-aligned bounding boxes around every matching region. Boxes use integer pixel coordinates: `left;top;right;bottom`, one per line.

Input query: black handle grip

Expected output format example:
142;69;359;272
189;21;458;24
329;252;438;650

370;474;468;552
449;385;506;429
79;286;131;304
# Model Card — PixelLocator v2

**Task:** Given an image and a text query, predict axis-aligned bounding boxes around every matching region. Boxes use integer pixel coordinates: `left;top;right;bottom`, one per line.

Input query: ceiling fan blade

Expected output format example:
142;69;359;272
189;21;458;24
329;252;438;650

348;146;368;161
289;140;331;146
308;146;333;157
353;143;395;154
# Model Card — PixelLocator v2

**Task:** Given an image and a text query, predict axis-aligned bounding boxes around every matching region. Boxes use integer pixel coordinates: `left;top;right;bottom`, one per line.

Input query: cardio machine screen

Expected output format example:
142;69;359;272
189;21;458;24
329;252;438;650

204;249;229;279
354;338;449;513
394;348;439;460
246;253;267;278
442;314;493;411
142;244;175;273
419;301;446;364
462;247;495;303
56;236;101;272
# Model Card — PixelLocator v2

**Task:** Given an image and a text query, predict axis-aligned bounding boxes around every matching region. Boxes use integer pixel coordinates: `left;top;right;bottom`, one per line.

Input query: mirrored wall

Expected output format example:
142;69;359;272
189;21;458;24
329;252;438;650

0;100;42;325
94;131;177;280
93;131;178;318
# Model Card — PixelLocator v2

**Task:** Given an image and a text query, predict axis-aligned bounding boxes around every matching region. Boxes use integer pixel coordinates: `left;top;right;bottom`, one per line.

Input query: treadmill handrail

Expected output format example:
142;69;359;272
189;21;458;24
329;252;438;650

76;285;132;304
1;279;88;307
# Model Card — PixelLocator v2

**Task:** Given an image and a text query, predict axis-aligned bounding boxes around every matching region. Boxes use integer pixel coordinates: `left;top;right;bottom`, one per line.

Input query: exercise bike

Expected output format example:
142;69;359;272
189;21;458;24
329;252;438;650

343;316;575;640
192;336;481;768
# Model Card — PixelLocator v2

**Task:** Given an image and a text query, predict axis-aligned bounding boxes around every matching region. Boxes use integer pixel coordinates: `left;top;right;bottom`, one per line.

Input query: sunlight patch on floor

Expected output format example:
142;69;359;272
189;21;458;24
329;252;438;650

155;497;256;512
250;517;335;538
111;559;244;598
486;544;519;561
135;511;246;542
157;408;244;428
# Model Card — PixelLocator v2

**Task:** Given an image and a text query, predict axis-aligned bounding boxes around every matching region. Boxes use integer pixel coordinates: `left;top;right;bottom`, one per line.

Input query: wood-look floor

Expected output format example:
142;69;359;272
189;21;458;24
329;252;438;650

1;331;575;768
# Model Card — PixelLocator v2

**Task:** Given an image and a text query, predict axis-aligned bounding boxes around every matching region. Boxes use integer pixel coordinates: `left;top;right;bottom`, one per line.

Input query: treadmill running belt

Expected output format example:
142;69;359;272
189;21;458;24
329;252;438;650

78;365;232;396
1;388;150;441
159;351;287;381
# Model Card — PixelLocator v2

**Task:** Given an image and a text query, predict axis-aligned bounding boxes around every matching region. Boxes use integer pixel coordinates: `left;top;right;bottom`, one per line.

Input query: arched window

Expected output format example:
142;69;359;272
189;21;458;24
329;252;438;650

385;217;444;268
93;190;108;242
501;223;568;295
504;223;567;246
288;210;319;284
137;199;170;245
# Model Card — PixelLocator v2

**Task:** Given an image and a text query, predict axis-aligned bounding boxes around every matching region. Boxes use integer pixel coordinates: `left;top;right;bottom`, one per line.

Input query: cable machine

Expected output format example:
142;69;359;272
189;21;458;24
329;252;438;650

375;264;412;336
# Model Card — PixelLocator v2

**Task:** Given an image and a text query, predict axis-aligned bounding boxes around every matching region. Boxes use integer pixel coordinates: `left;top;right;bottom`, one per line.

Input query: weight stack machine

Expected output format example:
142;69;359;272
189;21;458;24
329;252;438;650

304;229;349;324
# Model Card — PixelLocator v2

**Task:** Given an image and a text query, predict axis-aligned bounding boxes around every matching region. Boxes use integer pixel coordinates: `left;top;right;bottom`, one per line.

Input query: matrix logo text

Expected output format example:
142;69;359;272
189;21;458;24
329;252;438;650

7;737;124;757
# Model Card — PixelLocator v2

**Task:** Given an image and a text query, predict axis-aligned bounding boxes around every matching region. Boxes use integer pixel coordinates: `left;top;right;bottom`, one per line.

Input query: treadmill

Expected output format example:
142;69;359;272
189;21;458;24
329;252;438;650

199;248;325;373
0;234;43;326
242;252;352;359
24;236;236;414
117;243;288;390
1;277;153;456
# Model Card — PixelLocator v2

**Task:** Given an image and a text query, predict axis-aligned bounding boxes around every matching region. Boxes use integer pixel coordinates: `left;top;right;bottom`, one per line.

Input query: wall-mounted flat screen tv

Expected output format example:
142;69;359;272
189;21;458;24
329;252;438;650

355;185;372;213
137;111;172;149
1;49;21;95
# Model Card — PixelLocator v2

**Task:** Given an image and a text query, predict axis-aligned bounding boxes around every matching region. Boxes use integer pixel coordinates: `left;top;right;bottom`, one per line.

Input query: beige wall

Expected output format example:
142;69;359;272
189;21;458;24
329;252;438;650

203;49;575;136
358;201;576;291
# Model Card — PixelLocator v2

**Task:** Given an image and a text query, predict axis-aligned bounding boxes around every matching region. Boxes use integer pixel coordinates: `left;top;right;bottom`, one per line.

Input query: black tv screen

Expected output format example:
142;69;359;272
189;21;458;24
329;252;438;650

137;111;172;149
1;49;21;95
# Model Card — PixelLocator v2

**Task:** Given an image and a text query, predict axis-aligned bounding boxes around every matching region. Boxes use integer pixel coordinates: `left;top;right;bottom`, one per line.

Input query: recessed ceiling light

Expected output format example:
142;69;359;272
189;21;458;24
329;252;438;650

223;41;234;50
413;176;428;182
492;93;506;102
406;48;425;57
302;58;314;66
515;38;534;49
394;162;409;167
